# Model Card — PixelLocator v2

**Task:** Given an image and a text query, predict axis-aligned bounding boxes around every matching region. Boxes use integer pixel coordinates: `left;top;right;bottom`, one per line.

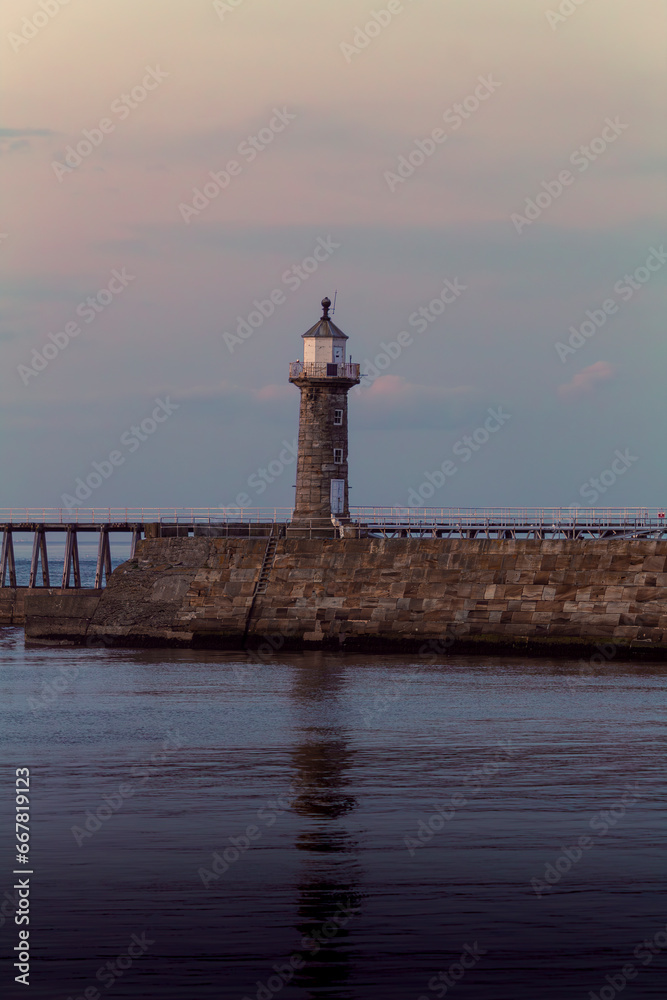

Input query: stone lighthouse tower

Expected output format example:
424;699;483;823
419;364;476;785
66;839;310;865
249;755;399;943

289;298;360;532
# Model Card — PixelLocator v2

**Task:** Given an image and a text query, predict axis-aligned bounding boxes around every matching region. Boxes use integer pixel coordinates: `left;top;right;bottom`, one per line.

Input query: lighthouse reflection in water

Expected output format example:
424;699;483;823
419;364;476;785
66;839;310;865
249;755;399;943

1;635;664;999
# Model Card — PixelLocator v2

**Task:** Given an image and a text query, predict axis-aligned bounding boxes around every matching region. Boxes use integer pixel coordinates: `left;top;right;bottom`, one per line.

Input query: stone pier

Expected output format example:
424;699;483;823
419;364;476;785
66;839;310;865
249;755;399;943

17;535;667;658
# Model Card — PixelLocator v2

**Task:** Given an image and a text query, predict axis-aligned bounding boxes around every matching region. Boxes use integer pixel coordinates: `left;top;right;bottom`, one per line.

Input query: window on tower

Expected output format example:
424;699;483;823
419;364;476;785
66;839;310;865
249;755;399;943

333;448;343;464
333;409;343;426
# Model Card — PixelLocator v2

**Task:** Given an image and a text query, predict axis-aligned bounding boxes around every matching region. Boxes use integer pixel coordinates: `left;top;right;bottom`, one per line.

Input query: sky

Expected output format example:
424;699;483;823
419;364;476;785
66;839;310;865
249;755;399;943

1;0;665;515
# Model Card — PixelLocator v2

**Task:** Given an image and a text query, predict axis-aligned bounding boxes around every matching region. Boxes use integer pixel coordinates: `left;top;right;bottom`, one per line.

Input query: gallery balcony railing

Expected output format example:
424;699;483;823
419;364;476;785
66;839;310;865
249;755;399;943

289;361;360;380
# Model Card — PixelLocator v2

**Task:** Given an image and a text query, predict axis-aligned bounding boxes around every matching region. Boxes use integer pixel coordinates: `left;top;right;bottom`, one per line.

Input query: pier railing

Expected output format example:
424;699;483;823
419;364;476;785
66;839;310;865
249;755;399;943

0;506;665;528
352;507;667;537
0;508;294;525
354;506;666;528
3;508;667;589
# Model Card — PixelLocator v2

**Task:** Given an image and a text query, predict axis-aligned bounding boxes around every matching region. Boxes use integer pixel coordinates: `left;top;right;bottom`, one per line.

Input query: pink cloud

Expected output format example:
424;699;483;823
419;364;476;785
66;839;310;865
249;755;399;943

557;361;615;398
254;384;293;402
357;375;480;429
365;375;412;398
364;375;474;402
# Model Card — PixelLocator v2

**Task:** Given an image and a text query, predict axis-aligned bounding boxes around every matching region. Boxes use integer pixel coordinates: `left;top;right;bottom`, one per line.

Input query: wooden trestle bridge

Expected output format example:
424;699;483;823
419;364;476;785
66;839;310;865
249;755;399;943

1;507;666;589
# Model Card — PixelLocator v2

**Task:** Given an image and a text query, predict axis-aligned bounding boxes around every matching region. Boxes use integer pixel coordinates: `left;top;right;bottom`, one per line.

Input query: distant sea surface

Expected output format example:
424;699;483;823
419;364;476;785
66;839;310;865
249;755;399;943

10;552;127;588
0;628;664;999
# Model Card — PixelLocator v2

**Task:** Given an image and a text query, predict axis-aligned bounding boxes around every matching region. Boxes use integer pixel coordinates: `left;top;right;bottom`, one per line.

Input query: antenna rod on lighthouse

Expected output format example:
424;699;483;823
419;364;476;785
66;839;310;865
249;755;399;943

332;290;337;314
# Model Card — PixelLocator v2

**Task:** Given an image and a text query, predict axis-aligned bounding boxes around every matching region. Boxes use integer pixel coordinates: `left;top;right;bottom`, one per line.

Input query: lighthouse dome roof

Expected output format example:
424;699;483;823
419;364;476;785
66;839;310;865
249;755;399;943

301;297;349;340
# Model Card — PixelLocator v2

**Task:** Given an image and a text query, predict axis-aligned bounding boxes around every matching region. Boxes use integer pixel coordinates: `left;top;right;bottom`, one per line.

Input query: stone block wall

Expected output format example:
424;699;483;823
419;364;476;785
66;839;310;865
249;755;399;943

20;535;667;656
291;378;356;522
0;588;27;625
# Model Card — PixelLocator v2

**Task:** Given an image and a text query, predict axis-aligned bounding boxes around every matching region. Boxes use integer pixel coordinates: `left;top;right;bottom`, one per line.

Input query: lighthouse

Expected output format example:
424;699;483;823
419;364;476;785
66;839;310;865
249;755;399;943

289;298;360;532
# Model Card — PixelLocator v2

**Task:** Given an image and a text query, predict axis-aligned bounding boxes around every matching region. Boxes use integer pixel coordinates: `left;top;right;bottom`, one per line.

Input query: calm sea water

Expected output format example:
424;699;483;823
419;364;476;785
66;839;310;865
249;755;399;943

10;552;128;588
0;626;664;999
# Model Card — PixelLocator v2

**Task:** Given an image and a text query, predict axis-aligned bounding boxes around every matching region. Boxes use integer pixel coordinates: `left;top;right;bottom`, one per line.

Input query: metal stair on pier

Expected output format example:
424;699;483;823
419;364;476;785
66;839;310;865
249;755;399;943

242;527;283;642
255;533;279;595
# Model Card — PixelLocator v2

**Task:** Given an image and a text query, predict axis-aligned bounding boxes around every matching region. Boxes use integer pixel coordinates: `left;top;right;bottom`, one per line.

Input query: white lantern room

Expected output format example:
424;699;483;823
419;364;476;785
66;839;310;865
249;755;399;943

302;297;348;364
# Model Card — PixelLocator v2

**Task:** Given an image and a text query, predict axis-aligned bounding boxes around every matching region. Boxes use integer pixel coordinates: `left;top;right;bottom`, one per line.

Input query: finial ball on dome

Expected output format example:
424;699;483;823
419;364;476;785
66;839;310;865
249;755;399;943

321;296;332;318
